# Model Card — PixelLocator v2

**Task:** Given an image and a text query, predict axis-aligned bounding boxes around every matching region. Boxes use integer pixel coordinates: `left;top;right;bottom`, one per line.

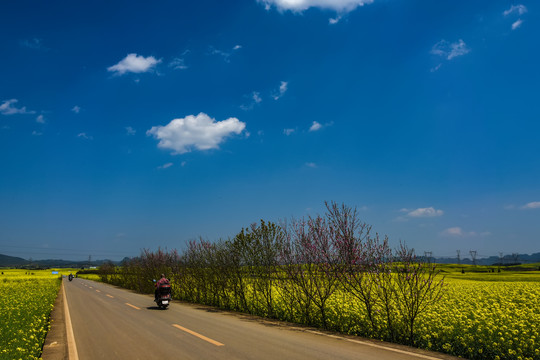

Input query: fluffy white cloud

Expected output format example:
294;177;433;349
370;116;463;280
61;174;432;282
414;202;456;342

36;114;45;123
107;53;161;75
305;162;317;168
511;19;524;30
407;207;444;218
147;112;246;154
309;121;322;132
260;0;373;12
504;4;527;16
273;81;288;100
431;39;470;60
521;201;540;210
72;105;81;114
0;99;35;115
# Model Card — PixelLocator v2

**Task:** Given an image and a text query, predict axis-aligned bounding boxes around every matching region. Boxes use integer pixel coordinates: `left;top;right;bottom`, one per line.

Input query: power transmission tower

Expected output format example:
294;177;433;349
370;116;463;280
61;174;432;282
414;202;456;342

424;251;432;264
456;250;461;265
469;250;477;266
512;253;519;264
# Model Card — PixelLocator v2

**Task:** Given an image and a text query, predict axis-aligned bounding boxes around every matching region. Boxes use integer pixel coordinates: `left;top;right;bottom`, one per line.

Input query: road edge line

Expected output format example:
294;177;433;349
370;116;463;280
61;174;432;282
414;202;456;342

63;280;79;360
306;330;443;360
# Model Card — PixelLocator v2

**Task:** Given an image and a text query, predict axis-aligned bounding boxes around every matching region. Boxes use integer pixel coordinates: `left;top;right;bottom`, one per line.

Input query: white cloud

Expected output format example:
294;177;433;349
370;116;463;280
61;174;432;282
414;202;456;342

431;39;470;60
260;0;373;12
209;45;241;63
283;128;295;136
241;91;263;111
407;207;444;218
273;81;288;100
0;99;35;115
20;38;45;50
107;53;161;75
305;162;317;168
309;121;322;132
442;227;463;236
125;126;136;136
158;162;173;169
440;227;490;237
253;92;262;104
521;201;540;210
430;63;442;72
329;15;342;24
36;114;45;123
32;130;43;136
147;112;246;154
169;57;188;70
511;19;523;30
503;4;527;16
72;106;81;114
77;132;93;140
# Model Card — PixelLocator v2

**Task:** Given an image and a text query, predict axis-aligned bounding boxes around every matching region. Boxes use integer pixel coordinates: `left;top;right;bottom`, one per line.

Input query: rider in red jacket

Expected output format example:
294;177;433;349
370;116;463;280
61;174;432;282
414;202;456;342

155;274;169;299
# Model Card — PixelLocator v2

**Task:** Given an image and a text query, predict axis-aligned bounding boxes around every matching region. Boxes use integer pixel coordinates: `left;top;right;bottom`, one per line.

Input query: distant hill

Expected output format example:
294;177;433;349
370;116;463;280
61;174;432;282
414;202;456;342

433;252;540;265
0;254;30;267
0;253;120;268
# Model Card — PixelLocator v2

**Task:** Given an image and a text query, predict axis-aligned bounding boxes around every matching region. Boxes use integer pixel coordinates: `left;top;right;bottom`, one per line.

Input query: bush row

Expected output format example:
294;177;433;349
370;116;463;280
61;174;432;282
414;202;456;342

99;202;444;346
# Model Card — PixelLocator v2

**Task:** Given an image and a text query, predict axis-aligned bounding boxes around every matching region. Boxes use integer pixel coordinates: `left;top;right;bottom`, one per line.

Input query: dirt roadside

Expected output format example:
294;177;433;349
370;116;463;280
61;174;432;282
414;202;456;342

41;280;67;360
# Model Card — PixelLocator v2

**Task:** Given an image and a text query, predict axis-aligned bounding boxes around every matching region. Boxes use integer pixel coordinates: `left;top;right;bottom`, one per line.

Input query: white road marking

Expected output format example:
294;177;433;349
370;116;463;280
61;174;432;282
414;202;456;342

172;324;225;346
306;330;443;360
63;281;79;360
106;294;114;298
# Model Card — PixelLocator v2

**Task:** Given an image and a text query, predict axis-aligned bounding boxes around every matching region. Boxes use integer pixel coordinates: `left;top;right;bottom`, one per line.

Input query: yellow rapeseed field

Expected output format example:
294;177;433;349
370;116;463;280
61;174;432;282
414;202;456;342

0;269;73;360
310;273;540;360
416;279;540;360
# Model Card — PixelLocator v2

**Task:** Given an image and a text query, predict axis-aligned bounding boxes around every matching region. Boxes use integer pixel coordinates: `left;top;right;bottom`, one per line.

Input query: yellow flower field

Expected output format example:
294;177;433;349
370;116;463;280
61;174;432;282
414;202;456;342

415;279;540;360
0;269;74;360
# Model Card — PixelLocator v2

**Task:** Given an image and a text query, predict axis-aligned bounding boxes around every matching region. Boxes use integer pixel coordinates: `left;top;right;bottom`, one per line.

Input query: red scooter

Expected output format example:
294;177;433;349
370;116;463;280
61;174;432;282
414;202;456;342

154;282;172;309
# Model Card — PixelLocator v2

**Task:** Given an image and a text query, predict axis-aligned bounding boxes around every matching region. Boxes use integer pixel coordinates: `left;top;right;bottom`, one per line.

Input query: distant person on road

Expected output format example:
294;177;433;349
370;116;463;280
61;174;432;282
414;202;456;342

155;274;169;300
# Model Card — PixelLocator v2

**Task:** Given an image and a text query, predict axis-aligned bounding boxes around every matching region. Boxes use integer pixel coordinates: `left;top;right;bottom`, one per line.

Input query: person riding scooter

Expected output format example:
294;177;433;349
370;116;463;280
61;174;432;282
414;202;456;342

154;274;169;300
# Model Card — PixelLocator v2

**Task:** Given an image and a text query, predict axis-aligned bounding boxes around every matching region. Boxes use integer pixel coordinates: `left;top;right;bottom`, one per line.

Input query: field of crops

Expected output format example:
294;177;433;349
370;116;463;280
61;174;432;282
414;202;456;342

415;279;539;360
266;274;540;360
101;260;540;360
4;264;537;360
0;269;74;360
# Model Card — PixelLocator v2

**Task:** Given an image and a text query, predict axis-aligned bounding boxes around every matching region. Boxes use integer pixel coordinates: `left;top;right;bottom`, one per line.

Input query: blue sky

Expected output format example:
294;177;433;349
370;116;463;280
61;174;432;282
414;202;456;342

1;0;539;261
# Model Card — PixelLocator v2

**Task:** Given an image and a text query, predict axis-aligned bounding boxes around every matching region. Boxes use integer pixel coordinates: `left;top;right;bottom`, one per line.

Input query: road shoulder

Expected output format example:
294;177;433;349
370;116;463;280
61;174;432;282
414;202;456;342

42;279;68;360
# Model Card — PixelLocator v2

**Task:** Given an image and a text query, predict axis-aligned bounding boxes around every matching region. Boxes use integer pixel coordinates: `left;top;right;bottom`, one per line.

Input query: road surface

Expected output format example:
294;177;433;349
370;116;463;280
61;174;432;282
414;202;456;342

63;278;455;360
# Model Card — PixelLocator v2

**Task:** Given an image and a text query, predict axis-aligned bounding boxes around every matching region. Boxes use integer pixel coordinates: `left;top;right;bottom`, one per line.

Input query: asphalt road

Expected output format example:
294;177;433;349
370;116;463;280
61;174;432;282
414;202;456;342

63;278;455;360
